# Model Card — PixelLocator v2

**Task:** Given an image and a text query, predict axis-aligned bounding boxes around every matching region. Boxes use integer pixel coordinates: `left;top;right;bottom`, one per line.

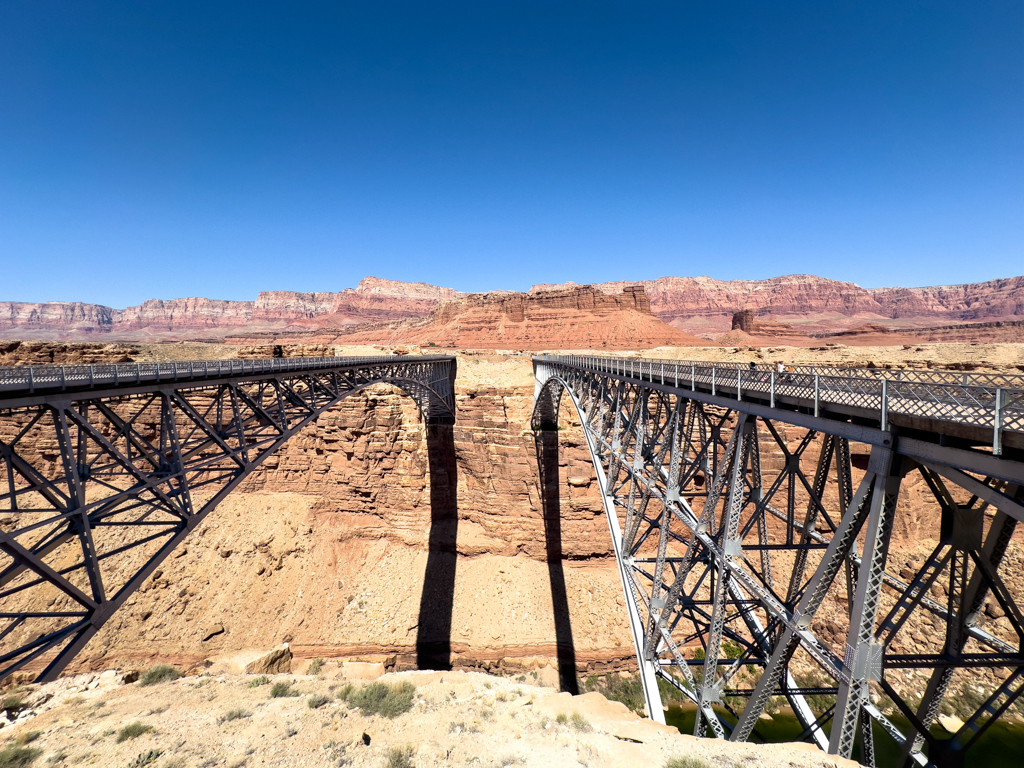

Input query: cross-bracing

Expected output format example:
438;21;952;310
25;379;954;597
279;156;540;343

533;355;1024;768
0;355;456;684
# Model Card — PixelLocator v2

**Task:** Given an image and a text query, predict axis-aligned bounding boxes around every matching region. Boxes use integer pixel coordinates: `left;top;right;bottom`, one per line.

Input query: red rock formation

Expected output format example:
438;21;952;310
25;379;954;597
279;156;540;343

309;285;709;349
0;278;461;340
535;275;1024;336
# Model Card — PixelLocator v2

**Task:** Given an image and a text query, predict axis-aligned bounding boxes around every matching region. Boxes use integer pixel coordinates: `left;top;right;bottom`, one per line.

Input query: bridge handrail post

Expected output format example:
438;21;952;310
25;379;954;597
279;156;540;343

737;367;741;402
994;388;1003;456
691;363;695;391
813;373;819;417
712;367;716;396
675;363;678;388
770;370;776;408
879;379;888;431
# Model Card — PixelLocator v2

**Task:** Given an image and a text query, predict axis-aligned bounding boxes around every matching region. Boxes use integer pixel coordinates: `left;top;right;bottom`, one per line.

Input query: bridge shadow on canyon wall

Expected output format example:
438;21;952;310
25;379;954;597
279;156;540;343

534;428;579;694
414;420;579;693
416;423;459;670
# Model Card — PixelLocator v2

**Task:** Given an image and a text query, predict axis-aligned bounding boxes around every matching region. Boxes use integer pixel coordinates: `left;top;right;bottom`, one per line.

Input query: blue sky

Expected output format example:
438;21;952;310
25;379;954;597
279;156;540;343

1;2;1021;307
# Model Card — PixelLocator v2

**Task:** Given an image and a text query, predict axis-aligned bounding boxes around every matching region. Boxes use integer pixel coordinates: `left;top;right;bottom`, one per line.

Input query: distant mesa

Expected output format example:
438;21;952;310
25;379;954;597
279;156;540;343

1;273;1021;348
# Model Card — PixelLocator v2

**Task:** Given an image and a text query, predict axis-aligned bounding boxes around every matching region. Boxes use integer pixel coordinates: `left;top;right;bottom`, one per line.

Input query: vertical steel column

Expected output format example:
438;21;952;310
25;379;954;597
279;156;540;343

829;447;902;758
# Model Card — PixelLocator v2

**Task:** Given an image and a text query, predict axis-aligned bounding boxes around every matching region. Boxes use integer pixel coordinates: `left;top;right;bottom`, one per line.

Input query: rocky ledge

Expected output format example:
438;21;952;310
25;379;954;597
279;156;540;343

0;665;855;768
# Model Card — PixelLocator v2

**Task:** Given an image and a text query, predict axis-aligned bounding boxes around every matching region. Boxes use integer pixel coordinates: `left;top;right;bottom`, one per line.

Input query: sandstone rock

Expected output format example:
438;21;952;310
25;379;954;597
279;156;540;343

121;670;140;684
202;624;225;641
245;645;293;674
341;661;386;681
938;714;965;732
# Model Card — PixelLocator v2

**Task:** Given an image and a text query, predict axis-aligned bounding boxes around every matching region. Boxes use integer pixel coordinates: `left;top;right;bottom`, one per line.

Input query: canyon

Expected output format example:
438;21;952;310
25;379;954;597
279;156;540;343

3;273;1021;346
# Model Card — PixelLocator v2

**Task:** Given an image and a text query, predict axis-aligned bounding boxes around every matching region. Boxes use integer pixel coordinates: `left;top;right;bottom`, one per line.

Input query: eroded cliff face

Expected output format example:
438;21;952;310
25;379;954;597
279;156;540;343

79;382;638;677
0;277;460;340
532;275;1024;335
249;286;711;349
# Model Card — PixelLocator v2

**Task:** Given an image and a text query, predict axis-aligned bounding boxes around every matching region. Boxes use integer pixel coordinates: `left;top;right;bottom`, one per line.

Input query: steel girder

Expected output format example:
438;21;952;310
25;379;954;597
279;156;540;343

533;356;1024;768
0;356;455;683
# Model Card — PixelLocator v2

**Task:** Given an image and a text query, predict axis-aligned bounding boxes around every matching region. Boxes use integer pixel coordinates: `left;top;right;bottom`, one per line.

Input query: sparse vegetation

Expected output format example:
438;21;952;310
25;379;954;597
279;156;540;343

128;750;161;767
269;681;300;699
138;664;182;687
306;693;330;709
246;675;270;688
384;745;415;768
306;657;325;676
0;744;42;768
347;681;416;718
217;708;252;724
115;722;153;743
335;683;354;701
1;696;26;714
569;712;592;732
664;757;711;768
13;733;40;746
555;712;569;725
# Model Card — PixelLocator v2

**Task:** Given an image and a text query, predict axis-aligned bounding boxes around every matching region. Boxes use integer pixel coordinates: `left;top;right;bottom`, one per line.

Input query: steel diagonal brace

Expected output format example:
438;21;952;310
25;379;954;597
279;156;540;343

730;469;877;743
588;406;848;707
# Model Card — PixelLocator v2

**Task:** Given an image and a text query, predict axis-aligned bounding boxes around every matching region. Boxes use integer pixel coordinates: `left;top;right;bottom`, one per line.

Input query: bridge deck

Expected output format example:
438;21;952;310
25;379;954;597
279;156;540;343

0;355;456;408
536;355;1024;456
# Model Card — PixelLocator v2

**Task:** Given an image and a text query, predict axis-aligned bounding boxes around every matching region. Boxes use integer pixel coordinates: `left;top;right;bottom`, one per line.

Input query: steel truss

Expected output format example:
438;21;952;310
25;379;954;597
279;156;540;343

0;355;455;683
533;355;1024;768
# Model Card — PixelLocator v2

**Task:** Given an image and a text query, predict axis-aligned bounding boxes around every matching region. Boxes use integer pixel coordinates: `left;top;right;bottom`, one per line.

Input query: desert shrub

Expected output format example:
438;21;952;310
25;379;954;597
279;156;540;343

306;658;325;676
664;758;711;768
0;744;41;768
384;745;415;768
246;676;270;688
128;750;161;767
115;722;153;743
347;681;416;718
307;693;330;709
269;681;299;698
569;712;592;732
335;683;354;701
13;733;39;746
217;708;252;724
555;712;569;725
138;665;182;687
1;696;25;714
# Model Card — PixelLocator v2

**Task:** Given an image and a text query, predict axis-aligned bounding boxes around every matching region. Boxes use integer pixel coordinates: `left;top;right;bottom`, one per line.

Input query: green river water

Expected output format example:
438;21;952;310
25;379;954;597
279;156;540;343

664;706;1024;767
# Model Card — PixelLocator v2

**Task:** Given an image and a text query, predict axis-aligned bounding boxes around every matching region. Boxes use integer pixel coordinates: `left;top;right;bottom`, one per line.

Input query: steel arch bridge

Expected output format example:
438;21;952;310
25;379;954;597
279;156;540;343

0;355;455;684
532;355;1024;768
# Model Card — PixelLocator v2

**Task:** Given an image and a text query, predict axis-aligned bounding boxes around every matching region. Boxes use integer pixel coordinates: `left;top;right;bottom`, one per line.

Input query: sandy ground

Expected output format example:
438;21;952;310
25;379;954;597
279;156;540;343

1;668;855;768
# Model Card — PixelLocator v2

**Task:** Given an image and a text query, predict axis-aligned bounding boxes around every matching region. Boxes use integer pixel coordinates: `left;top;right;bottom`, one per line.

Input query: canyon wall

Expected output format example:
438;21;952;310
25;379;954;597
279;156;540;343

5;273;1021;343
532;274;1024;336
234;285;712;350
0;277;461;340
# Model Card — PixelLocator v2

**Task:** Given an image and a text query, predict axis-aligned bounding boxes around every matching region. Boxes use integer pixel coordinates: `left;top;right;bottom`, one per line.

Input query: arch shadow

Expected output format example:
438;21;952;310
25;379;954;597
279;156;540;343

416;421;459;669
534;427;580;694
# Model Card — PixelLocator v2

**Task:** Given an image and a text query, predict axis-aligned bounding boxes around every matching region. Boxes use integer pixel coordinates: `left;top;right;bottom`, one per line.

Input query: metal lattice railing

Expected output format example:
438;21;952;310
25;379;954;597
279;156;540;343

0;355;455;395
537;355;1024;451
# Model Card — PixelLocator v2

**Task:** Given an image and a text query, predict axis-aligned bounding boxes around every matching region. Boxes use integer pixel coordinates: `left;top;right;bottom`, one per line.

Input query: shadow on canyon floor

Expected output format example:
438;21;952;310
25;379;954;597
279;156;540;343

416;422;460;669
535;427;580;694
414;421;581;694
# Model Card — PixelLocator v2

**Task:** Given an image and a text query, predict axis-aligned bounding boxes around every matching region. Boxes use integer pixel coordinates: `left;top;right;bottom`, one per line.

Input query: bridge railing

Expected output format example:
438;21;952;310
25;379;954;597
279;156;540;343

0;355;455;396
537;355;1024;452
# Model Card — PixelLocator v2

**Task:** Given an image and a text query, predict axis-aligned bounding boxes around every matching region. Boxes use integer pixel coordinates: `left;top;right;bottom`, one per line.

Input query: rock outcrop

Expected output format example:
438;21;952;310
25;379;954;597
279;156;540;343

0;277;462;341
249;286;710;350
533;274;1024;337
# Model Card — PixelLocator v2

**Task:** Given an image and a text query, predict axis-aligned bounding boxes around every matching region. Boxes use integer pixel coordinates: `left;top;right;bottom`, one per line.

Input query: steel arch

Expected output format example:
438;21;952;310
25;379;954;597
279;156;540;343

0;355;456;684
533;355;1024;768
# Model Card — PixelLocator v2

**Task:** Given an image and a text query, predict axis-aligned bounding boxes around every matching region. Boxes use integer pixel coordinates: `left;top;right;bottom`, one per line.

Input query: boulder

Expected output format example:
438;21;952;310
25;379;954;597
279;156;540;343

245;644;293;675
